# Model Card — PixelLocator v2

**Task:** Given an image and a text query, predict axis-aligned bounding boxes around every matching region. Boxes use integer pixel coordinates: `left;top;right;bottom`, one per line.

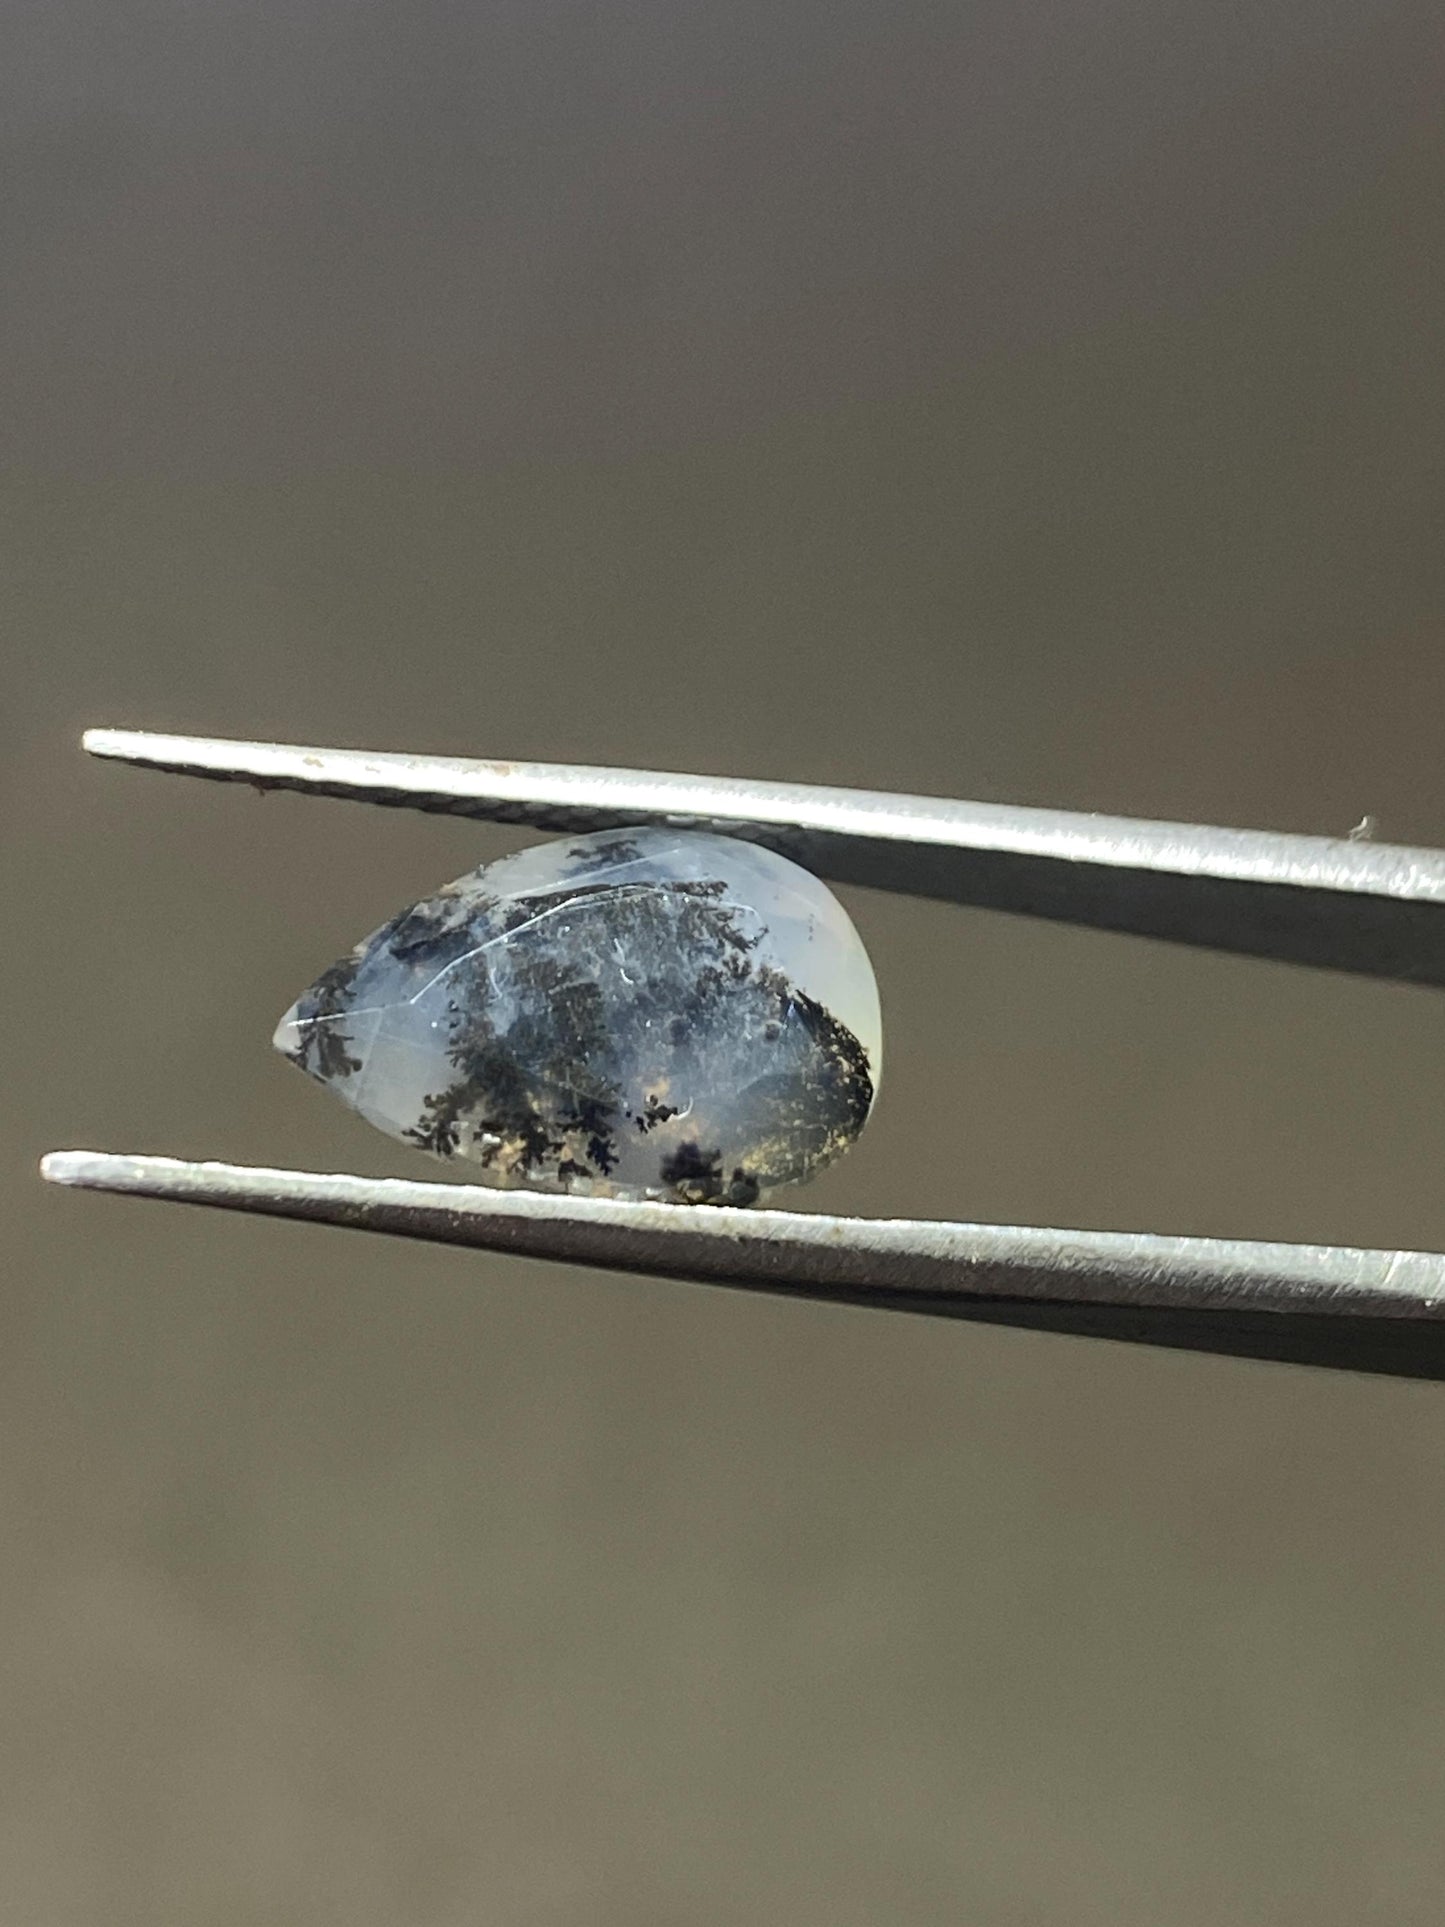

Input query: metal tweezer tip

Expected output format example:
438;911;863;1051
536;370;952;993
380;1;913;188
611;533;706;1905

40;1150;1445;1380
78;725;1445;981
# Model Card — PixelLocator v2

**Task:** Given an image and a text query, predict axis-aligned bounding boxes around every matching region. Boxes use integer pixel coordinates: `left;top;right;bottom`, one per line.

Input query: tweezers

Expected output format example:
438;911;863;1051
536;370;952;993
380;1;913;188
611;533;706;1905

40;727;1445;1381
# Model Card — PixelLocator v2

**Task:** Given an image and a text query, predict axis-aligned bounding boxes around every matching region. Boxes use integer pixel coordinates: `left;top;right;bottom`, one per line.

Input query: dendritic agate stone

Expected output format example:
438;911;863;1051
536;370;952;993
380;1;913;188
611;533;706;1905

275;829;881;1204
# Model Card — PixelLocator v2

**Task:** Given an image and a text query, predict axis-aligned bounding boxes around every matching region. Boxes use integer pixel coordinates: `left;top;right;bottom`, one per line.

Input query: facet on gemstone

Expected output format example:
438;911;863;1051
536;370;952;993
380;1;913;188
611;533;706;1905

275;829;881;1203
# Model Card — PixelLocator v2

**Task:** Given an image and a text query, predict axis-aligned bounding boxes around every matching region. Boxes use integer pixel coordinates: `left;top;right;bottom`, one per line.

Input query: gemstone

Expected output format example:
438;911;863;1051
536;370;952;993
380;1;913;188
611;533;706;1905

275;829;881;1204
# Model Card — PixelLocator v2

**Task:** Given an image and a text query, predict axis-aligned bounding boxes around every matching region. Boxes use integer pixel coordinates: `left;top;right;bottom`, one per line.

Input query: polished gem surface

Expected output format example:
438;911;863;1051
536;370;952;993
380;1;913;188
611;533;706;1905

276;829;881;1203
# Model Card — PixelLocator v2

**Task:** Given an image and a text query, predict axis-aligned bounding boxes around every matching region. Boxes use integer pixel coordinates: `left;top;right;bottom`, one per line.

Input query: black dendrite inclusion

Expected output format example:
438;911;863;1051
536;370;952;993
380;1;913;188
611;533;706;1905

561;835;644;875
305;860;873;1200
404;888;622;1177
286;954;363;1082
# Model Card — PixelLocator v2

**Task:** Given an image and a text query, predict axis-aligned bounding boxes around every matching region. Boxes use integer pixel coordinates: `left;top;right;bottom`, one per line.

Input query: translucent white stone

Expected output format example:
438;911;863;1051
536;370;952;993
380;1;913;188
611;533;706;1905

275;829;881;1203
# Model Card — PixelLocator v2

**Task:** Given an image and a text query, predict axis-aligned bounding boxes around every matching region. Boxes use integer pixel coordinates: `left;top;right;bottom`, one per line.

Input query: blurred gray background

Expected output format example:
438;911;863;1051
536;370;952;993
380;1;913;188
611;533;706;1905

5;1;1445;1920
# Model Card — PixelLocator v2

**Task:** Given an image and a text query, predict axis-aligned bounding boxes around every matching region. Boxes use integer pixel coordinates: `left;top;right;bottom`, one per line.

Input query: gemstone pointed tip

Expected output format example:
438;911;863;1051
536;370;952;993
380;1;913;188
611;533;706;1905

272;1006;305;1062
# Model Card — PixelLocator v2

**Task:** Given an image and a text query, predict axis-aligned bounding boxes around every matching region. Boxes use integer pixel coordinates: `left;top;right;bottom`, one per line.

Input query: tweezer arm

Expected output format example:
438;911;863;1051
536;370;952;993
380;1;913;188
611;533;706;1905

41;1153;1445;1381
85;730;1445;983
